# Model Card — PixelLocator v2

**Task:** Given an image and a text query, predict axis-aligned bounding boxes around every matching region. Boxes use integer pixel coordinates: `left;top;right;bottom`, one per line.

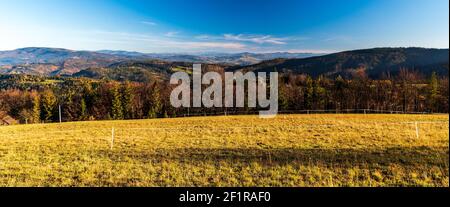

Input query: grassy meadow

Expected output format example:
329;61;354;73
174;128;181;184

0;114;448;187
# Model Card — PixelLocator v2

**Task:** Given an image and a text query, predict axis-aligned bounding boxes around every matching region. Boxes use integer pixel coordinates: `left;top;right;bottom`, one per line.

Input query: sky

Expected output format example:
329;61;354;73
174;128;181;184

0;0;448;53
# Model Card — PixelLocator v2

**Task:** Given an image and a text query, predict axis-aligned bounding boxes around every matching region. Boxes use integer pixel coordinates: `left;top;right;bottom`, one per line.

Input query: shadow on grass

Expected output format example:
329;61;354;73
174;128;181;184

105;146;449;168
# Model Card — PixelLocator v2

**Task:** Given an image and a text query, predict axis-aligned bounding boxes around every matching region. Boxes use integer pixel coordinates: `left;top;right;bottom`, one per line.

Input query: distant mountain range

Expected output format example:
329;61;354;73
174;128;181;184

0;47;322;76
0;48;125;75
97;50;321;66
0;47;448;80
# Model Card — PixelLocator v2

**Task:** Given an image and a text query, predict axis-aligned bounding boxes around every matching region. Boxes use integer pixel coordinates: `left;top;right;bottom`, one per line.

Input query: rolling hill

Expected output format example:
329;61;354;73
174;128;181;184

231;47;449;78
96;50;322;66
72;60;180;82
72;60;226;82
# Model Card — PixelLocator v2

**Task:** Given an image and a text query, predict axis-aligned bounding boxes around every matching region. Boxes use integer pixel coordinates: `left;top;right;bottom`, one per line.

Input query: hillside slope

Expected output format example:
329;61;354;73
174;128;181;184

231;48;449;78
73;61;228;82
72;60;177;82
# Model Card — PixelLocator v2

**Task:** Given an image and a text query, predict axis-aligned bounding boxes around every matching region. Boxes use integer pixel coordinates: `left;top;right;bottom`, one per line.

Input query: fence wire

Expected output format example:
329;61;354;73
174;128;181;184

0;120;448;144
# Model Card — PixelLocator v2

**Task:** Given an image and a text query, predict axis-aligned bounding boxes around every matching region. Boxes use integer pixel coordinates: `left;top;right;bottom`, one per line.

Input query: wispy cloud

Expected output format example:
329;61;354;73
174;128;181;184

141;21;157;26
283;49;336;54
195;35;212;40
89;30;246;51
223;34;287;45
165;31;179;37
64;30;322;53
172;41;245;50
322;35;353;43
195;34;305;45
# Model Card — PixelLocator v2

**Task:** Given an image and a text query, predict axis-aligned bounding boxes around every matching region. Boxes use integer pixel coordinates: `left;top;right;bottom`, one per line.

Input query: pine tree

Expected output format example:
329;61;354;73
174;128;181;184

429;72;439;112
111;86;124;120
170;110;177;118
42;90;57;122
148;84;162;118
32;95;41;124
334;75;345;110
148;107;157;119
80;98;87;120
313;78;326;109
304;76;314;109
62;89;75;121
278;87;289;111
122;82;134;119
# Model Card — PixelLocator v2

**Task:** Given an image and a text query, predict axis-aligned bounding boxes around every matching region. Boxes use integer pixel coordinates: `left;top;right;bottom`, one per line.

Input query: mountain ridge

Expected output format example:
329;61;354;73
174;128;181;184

0;47;322;70
230;47;449;78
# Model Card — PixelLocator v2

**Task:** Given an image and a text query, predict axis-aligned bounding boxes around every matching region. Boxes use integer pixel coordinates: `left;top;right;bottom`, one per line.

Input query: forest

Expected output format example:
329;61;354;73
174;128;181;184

0;67;448;124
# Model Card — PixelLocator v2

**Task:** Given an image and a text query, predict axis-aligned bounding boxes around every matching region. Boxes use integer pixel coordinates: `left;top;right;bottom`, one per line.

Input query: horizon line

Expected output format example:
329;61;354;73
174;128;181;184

1;46;450;55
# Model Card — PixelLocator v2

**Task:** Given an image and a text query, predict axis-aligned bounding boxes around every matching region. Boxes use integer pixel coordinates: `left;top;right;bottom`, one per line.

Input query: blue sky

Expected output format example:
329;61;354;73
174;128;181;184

0;0;448;53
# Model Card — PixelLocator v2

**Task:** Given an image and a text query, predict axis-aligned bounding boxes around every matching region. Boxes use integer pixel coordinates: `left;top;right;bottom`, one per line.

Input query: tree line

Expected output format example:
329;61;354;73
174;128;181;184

0;69;448;124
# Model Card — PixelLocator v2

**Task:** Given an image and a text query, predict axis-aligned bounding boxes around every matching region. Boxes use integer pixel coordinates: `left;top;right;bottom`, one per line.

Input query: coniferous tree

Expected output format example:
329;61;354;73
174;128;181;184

313;78;326;109
122;82;134;119
304;76;314;110
62;89;76;121
80;98;87;121
278;87;290;111
148;84;162;118
32;94;41;124
41;90;57;122
429;72;439;112
111;86;124;120
334;75;346;110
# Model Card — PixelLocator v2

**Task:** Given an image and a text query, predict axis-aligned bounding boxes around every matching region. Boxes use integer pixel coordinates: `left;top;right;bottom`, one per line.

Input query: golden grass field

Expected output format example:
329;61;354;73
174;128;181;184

0;114;448;187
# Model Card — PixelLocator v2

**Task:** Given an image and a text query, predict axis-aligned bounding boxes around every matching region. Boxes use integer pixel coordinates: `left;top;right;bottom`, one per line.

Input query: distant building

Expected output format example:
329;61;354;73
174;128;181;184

0;115;18;126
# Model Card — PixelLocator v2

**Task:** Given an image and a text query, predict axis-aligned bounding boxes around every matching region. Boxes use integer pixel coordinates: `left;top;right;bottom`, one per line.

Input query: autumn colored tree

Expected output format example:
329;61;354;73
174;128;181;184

1;69;449;123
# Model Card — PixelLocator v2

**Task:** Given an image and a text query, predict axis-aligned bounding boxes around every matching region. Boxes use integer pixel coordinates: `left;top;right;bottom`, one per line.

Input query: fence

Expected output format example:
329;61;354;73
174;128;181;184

1;120;447;151
180;109;442;117
108;120;448;148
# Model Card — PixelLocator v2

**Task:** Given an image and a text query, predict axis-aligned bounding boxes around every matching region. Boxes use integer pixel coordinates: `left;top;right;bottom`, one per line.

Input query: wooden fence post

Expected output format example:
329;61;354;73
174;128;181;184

111;127;115;150
415;122;419;139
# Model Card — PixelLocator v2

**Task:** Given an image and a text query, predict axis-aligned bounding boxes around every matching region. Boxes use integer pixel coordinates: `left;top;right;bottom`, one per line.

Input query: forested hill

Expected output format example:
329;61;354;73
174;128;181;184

72;60;189;82
231;48;449;78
